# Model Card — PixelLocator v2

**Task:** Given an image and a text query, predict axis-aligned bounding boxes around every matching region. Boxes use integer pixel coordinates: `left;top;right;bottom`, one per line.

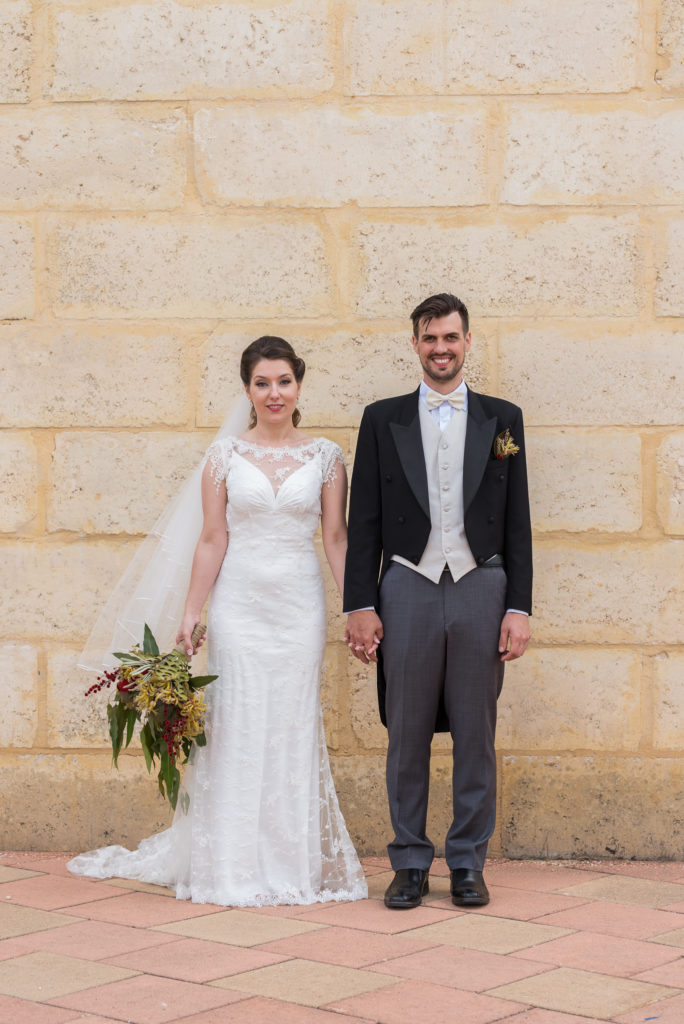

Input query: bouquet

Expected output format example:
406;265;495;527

86;623;217;811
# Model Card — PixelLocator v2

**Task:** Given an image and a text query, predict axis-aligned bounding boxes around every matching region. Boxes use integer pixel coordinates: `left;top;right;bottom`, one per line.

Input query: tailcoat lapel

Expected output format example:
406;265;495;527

389;389;430;519
463;388;498;513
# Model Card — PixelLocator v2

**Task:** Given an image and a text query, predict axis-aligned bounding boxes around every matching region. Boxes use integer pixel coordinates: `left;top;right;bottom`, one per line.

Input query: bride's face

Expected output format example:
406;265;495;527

246;358;301;426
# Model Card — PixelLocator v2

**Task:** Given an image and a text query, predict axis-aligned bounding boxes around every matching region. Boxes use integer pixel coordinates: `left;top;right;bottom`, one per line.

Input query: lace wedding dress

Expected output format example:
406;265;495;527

68;436;368;906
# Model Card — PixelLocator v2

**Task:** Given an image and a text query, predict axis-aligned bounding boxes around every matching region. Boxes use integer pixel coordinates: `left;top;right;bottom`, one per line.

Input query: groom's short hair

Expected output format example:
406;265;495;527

410;293;469;338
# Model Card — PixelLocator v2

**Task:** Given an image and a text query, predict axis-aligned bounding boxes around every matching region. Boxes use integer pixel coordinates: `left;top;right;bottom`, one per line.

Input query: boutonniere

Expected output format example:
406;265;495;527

493;428;520;460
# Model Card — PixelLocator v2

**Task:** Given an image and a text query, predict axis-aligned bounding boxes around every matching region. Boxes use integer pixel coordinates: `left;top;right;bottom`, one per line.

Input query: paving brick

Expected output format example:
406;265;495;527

487;966;674;1019
155;909;323;946
105;937;287;983
181;997;370;1023
48;973;240;1023
258;925;435;968
213;958;399;1007
0;919;178;961
0;995;76;1023
367;943;551;989
515;930;681;976
0;904;81;941
49;0;332;101
330;977;525;1024
534;901;684;940
0;874;123;911
558;874;684;909
0;951;137;1002
404;914;571;954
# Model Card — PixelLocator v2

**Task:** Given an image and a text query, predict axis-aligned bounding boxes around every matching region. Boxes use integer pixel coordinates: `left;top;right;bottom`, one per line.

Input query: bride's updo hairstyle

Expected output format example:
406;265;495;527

240;336;306;429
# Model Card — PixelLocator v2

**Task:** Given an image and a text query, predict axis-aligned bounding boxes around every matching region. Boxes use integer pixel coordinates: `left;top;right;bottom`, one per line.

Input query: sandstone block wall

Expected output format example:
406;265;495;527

1;0;682;859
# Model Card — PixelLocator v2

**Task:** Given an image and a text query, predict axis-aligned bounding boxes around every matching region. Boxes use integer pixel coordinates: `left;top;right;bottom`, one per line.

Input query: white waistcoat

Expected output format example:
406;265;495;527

392;400;477;584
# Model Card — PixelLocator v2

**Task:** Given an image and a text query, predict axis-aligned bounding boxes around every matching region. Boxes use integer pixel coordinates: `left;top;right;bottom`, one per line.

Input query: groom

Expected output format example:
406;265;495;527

344;293;532;909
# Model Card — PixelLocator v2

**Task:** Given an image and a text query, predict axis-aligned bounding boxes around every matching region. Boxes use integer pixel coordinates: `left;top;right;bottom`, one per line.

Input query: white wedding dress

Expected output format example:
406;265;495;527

68;436;368;906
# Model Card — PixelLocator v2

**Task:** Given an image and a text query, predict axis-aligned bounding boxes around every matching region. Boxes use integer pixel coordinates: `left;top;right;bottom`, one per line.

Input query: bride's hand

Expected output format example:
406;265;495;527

176;614;204;656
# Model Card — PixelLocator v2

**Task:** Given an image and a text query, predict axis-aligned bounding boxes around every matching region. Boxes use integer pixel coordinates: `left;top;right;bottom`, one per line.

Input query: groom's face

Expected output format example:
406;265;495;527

411;311;471;392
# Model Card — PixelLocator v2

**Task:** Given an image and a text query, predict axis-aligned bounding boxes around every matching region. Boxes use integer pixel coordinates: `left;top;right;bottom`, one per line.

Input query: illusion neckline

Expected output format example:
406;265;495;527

233;435;322;452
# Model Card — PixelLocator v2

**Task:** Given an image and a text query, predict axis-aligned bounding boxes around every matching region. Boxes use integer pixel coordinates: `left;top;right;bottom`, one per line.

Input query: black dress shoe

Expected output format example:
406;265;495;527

384;869;429;909
450;868;489;907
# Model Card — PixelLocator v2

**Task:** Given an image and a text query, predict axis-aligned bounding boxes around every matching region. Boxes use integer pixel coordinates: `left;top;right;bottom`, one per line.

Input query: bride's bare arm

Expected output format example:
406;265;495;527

177;461;229;654
321;461;349;597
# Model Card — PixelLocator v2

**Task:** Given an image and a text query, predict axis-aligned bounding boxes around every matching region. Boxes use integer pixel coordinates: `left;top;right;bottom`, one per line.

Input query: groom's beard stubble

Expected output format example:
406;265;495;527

422;353;464;387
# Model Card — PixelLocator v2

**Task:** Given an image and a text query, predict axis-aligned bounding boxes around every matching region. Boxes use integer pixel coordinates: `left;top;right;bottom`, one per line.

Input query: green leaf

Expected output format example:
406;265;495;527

139;724;154;774
167;768;180;811
143;624;159;657
113;652;143;663
160;748;179;809
108;704;121;764
188;674;218;689
124;708;137;748
195;731;207;748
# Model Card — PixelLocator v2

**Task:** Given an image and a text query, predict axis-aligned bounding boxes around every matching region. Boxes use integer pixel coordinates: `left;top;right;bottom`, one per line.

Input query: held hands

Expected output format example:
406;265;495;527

345;609;384;664
176;613;207;657
498;611;530;662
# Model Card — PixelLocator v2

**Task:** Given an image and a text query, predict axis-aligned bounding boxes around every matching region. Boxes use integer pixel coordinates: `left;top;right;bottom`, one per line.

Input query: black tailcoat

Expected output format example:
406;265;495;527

343;386;533;730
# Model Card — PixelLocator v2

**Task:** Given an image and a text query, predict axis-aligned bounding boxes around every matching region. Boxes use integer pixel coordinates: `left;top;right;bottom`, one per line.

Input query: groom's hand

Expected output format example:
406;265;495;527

498;611;530;662
345;610;384;664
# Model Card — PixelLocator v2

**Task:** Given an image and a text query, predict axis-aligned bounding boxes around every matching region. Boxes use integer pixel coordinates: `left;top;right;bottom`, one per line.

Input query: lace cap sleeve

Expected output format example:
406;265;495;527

206;439;231;492
320;439;345;488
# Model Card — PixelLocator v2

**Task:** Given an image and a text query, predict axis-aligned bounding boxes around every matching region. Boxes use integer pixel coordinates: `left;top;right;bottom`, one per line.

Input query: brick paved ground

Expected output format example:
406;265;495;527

1;855;683;1022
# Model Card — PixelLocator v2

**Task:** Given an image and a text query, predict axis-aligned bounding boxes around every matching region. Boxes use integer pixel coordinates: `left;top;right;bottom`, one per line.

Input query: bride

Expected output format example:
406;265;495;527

68;336;368;906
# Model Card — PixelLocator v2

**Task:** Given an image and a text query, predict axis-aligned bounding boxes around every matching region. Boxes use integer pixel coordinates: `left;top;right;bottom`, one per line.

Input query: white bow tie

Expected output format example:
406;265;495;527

425;390;465;411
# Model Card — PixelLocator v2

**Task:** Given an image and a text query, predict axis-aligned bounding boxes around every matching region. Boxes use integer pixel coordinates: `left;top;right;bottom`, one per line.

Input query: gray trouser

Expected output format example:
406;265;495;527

379;562;507;871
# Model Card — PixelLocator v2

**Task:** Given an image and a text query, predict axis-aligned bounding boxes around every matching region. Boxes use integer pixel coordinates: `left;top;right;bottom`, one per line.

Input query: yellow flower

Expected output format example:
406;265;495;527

494;428;520;460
